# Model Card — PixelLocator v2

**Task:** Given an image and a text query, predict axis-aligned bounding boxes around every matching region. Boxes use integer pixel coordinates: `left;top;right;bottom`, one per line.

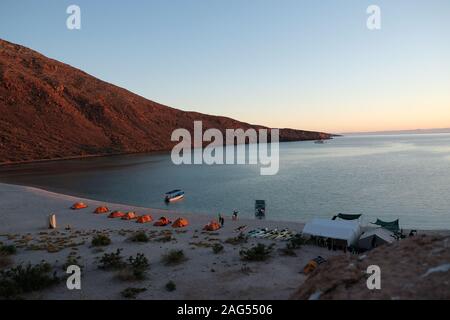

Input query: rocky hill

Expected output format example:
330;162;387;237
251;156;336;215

0;39;332;164
292;234;450;300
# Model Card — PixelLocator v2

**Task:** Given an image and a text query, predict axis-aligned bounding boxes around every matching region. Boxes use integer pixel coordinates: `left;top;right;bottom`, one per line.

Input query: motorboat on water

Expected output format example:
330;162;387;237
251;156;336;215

164;189;185;202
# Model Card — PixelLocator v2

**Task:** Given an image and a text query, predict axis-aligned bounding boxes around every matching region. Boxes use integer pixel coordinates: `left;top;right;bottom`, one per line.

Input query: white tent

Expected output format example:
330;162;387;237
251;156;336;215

358;228;395;250
302;218;362;246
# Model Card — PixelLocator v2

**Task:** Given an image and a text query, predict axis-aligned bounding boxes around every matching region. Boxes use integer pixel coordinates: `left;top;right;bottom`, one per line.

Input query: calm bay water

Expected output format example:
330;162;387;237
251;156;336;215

1;134;450;230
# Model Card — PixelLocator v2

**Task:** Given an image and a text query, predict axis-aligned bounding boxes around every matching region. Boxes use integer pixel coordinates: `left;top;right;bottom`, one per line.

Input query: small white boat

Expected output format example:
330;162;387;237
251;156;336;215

164;189;184;202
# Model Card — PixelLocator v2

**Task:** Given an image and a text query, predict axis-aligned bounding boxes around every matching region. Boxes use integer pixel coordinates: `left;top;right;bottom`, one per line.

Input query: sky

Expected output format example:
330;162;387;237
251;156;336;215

0;0;449;133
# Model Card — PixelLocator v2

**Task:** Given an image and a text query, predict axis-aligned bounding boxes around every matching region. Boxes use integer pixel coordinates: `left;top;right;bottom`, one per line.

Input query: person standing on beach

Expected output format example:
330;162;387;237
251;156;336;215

218;213;224;227
232;210;238;221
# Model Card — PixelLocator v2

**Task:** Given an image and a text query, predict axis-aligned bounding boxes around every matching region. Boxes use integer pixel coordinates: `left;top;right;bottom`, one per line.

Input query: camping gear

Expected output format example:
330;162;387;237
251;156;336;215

122;212;138;220
372;219;400;233
108;211;125;218
136;215;152;223
172;218;189;228
204;220;221;231
302;218;362;247
154;217;172;226
303;256;326;274
255;200;266;219
48;214;57;229
358;228;395;250
71;202;88;210
247;228;295;241
94;206;109;214
332;213;362;221
248;228;268;238
164;190;185;202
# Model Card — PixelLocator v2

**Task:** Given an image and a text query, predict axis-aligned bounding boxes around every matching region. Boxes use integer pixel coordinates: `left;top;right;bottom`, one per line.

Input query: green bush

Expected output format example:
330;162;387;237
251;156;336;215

91;234;111;247
98;249;126;270
161;250;186;266
212;243;224;254
62;255;82;271
0;245;17;256
0;262;59;299
127;253;149;280
129;232;149;243
121;287;147;299
165;280;176;292
286;234;306;250
240;244;274;261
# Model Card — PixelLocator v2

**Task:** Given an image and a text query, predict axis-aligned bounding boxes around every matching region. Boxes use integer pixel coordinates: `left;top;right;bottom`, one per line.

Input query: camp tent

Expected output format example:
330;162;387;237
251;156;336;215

94;206;109;214
108;211;125;218
372;219;400;233
122;212;138;220
302;218;362;246
332;213;362;221
172;218;189;228
358;228;395;250
203;220;221;231
136;214;152;223
71;202;88;210
154;217;171;226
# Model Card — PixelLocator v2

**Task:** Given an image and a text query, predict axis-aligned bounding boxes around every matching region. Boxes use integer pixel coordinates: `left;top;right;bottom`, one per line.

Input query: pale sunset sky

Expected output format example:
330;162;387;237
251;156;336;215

1;0;449;133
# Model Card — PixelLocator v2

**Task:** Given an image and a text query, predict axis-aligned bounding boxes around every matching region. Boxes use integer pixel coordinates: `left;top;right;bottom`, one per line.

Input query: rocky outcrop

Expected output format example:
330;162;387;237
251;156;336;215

291;234;450;300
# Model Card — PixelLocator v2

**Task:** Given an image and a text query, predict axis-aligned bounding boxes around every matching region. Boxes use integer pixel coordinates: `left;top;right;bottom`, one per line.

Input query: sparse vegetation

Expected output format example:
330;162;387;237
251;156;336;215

98;249;126;270
0;262;59;299
0;256;13;270
127;253;149;280
63;254;82;271
91;234;111;247
286;234;306;250
155;235;173;243
0;244;17;256
212;243;224;254
129;232;149;243
279;234;307;256
225;233;248;245
161;250;187;266
240;243;274;261
165;280;176;292
116;253;150;281
279;247;297;256
121;287;147;299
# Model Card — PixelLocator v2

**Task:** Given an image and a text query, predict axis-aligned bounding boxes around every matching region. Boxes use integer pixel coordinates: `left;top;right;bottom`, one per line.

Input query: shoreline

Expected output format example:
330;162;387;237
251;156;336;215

1;181;449;232
1;182;448;300
0;136;337;167
0;182;312;300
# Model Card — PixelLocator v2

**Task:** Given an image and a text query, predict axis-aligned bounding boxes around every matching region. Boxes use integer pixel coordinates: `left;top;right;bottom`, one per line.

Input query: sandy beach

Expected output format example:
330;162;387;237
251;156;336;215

0;182;345;300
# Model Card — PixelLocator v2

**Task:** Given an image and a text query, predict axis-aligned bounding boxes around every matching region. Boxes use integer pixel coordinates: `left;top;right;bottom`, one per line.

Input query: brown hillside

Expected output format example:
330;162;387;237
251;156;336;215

0;39;331;164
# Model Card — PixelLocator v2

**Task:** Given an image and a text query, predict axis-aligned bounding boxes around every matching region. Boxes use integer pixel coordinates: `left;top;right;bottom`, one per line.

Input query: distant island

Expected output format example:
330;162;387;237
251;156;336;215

0;39;332;164
342;128;450;136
